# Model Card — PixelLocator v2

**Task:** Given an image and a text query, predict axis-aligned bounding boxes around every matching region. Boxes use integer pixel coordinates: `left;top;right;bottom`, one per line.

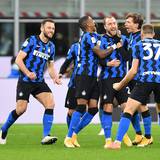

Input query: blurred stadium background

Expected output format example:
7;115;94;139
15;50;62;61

0;0;159;123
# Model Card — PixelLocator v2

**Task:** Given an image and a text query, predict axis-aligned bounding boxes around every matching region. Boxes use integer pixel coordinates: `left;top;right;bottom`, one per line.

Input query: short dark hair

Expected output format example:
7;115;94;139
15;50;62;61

79;16;90;32
103;16;116;25
41;18;55;26
141;24;154;34
125;13;144;29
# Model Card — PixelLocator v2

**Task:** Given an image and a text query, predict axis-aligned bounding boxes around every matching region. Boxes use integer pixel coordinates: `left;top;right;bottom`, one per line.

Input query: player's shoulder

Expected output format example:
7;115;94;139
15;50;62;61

48;40;55;48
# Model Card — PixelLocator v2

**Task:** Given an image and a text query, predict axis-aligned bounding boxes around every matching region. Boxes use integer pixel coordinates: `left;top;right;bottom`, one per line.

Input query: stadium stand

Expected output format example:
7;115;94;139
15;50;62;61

0;0;160;19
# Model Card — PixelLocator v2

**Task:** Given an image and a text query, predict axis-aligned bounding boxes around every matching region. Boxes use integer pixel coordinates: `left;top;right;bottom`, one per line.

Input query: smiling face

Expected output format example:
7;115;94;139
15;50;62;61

41;21;55;39
87;16;97;32
104;17;118;36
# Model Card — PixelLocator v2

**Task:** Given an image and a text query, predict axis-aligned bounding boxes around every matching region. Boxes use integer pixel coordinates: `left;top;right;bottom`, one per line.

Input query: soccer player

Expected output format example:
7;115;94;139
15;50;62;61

0;19;62;145
124;13;149;145
59;42;79;128
99;16;132;148
110;23;157;149
64;16;120;148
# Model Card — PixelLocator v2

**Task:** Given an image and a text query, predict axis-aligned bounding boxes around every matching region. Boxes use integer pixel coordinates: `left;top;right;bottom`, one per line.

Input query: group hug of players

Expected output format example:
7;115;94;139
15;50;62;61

60;13;160;149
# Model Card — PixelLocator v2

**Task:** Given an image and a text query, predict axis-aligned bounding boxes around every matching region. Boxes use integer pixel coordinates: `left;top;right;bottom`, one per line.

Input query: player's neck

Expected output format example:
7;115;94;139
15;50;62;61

132;29;140;34
39;33;49;43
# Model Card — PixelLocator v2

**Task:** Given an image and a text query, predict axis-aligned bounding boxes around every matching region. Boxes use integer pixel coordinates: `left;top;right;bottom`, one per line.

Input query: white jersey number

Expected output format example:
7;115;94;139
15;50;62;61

143;43;160;60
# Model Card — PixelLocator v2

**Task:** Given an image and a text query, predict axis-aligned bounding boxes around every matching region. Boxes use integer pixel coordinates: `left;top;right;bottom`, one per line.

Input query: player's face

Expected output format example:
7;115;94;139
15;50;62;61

42;22;55;39
125;17;138;33
87;17;97;32
104;17;118;36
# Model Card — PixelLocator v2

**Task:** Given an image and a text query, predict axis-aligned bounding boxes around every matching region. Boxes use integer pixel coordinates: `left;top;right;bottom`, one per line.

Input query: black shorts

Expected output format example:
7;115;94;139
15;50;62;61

65;87;77;109
100;78;128;106
75;75;99;101
130;82;160;104
16;80;52;102
127;80;137;93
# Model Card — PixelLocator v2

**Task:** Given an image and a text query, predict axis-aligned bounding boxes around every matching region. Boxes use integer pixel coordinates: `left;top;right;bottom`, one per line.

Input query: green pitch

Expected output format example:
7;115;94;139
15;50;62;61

0;124;159;160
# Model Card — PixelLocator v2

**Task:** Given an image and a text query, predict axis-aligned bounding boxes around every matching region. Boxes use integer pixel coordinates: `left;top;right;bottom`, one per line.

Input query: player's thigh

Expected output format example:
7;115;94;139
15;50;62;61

36;92;54;109
100;79;115;105
130;82;152;106
33;82;54;108
124;98;141;115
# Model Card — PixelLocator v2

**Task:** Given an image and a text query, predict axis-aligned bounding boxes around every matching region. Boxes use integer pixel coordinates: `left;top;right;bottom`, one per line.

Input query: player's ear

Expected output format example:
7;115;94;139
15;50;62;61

40;24;44;32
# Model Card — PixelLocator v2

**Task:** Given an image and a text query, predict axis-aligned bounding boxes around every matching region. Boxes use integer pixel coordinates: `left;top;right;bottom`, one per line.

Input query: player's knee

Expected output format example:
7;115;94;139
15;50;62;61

122;112;132;120
68;109;74;116
88;107;98;116
76;104;86;114
45;100;55;109
16;106;27;115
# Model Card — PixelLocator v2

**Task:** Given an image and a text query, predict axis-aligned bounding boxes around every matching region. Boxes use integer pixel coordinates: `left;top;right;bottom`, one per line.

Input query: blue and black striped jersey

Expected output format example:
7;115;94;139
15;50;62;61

76;32;101;77
20;35;55;82
124;31;141;80
100;34;127;79
66;42;79;88
132;38;160;83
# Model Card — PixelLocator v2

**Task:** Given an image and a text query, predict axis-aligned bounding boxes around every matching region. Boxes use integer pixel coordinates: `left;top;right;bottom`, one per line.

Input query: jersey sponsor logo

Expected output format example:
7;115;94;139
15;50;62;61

142;71;160;76
33;50;50;60
91;37;96;43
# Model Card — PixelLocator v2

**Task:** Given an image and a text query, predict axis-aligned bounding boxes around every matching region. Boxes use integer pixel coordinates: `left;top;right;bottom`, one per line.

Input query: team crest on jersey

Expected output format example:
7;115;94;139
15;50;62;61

82;90;86;96
48;48;50;53
19;92;23;97
67;100;69;105
103;94;107;100
97;40;101;46
91;37;96;43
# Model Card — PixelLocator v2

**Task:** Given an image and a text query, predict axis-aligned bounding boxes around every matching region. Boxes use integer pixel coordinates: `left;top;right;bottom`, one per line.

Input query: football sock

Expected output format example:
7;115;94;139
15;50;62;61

43;109;53;137
66;114;71;128
101;111;112;139
1;110;19;139
116;112;132;142
142;110;152;138
131;111;142;135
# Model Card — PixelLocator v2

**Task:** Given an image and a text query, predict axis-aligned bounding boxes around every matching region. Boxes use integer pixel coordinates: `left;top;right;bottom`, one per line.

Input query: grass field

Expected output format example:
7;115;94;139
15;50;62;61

0;124;159;160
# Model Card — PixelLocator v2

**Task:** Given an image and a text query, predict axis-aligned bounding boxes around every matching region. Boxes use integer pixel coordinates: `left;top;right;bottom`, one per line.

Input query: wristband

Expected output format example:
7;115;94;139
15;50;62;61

111;44;117;50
